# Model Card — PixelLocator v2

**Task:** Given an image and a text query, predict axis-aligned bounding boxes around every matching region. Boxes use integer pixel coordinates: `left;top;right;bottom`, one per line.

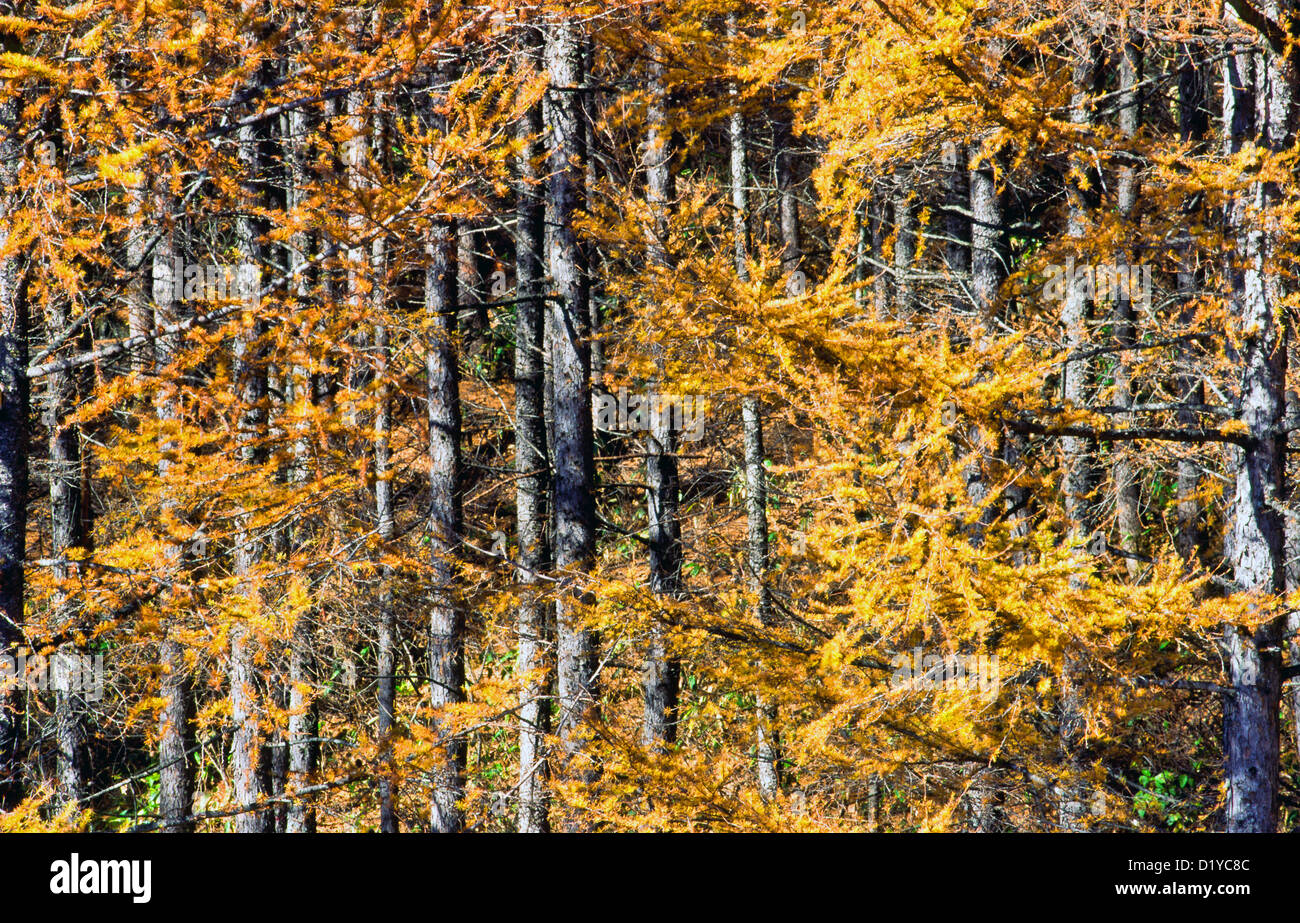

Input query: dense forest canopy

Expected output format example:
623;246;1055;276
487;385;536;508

0;0;1297;833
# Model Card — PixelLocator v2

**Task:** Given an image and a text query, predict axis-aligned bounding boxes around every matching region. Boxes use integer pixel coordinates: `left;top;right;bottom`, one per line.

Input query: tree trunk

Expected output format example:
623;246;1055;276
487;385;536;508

1112;30;1143;580
0;76;28;810
641;49;681;751
152;186;193;832
375;316;397;833
941;140;970;291
545;14;598;785
731;57;779;797
426;204;465;832
1176;41;1210;567
283;92;318;836
515;23;551;831
1058;25;1100;832
230;41;271;832
891;173;916;319
1220;9;1293;832
870;189;891;319
44;291;87;808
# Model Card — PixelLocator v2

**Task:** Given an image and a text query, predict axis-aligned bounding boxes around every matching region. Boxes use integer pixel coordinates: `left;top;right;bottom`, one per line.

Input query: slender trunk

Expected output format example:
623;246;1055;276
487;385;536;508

152;187;193;832
891;174;916;319
941;141;970;291
1112;30;1143;580
962;140;1007;829
284;91;319;836
515;24;551;830
125;184;154;376
44;293;86;808
545;14;598;784
230;34;271;832
1058;26;1100;831
375;318;397;833
730;55;778;796
0;77;28;809
1176;41;1209;567
953;137;993;542
1220;9;1293;832
425;139;466;831
870;189;891;319
641;49;681;751
776;118;800;278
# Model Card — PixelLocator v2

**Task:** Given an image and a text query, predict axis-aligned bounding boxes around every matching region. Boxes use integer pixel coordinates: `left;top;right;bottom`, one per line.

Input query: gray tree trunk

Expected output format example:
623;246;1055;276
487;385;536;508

1058;26;1100;832
1220;10;1293;832
230;40;271;832
545;14;599;783
730;64;779;797
152;189;193;832
941;141;970;288
1176;42;1210;567
1112;31;1143;580
891;174;916;319
641;50;681;751
0;66;29;810
282;90;319;835
44;291;87;808
420;65;467;829
426;213;465;833
515;23;551;831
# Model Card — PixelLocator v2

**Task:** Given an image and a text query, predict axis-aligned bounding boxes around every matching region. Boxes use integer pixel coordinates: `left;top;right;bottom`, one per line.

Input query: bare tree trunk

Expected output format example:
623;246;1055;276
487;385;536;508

283;92;318;837
426;212;465;833
870;189;891;319
1058;25;1100;832
891;173;916;319
230;31;271;832
425;107;466;830
44;291;87;808
1176;41;1210;568
375;316;397;833
641;48;681;751
545;14;598;790
1112;29;1143;581
730;53;779;796
1220;10;1293;832
941;140;970;290
125;184;154;376
515;23;551;831
0;69;29;810
152;191;193;831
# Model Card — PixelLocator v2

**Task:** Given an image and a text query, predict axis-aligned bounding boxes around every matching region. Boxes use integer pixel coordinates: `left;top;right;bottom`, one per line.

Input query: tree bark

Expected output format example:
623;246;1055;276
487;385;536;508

1112;30;1143;580
283;90;318;837
891;173;916;319
641;48;681;752
545;13;599;785
731;54;779;797
423;65;467;825
1219;7;1293;832
229;29;271;832
1175;40;1210;567
44;291;87;808
152;184;193;832
1058;25;1100;832
0;65;29;810
515;23;551;831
